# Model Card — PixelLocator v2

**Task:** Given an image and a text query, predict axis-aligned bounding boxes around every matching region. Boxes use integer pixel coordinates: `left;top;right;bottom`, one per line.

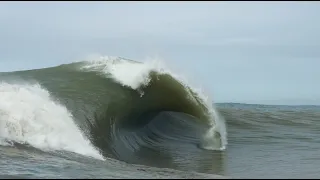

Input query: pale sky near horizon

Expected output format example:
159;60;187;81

0;2;320;105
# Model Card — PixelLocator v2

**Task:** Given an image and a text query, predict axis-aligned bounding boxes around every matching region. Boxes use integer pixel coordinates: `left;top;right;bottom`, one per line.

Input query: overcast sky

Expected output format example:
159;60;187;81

0;2;319;105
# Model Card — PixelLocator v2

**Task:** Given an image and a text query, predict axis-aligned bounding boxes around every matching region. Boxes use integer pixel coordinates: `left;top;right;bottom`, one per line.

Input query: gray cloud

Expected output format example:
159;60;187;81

0;2;319;104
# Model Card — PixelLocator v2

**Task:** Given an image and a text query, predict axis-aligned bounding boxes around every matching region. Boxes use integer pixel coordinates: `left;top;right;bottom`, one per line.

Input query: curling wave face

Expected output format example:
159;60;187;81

0;56;227;172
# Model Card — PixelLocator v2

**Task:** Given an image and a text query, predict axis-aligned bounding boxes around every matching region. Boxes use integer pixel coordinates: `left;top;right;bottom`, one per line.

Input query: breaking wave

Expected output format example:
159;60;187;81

0;56;227;169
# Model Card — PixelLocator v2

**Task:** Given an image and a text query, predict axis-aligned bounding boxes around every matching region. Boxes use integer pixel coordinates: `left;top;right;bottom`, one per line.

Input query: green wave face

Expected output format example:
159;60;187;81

0;57;227;170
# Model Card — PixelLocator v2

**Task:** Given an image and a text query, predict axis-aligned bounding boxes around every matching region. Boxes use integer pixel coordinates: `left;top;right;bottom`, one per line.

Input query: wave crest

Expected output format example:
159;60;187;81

0;56;227;171
80;56;227;156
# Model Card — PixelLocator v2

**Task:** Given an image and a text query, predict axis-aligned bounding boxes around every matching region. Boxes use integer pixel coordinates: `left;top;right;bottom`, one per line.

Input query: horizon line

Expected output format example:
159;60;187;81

215;102;320;107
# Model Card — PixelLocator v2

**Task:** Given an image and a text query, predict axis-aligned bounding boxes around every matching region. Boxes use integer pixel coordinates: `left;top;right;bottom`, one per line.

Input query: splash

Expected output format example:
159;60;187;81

0;82;103;160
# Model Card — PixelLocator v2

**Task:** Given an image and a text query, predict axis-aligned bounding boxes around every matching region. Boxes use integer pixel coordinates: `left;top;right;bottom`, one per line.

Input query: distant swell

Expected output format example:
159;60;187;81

0;56;227;170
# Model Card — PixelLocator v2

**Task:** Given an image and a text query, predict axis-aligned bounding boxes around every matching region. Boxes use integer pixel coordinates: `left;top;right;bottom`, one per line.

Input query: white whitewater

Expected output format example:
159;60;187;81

0;82;103;160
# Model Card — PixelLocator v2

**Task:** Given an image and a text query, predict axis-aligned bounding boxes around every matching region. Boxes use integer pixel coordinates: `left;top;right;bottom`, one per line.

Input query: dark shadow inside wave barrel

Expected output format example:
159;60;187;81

85;71;226;174
3;62;227;175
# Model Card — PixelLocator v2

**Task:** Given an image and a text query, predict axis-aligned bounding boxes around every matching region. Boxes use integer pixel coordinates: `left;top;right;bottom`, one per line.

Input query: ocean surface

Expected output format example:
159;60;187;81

0;56;319;179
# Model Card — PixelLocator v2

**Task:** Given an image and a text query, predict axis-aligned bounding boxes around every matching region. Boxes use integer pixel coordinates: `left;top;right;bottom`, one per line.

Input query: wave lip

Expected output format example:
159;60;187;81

81;56;227;156
0;55;228;172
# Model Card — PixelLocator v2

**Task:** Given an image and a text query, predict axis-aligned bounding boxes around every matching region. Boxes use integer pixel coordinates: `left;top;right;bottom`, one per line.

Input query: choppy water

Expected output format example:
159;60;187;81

0;57;319;178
